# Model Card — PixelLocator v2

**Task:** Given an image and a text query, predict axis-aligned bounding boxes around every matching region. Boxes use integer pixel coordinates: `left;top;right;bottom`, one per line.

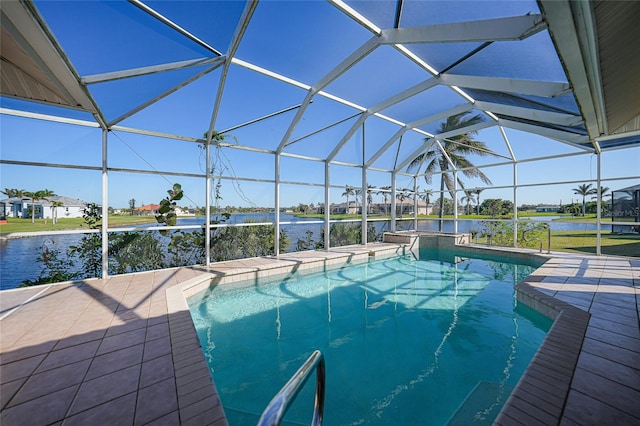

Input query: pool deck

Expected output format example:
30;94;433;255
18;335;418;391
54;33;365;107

1;243;638;425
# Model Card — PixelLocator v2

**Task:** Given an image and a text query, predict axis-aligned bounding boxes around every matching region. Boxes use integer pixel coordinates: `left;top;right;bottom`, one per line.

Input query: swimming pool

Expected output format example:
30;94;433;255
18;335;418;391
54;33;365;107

188;249;552;425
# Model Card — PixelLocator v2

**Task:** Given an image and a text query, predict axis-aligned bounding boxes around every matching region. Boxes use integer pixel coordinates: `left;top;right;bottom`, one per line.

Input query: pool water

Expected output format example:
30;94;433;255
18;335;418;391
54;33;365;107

188;249;552;425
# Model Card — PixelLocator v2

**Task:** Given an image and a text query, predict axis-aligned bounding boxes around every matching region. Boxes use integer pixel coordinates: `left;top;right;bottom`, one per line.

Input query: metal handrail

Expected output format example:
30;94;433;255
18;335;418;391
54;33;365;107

521;228;542;253
257;350;326;426
545;223;551;253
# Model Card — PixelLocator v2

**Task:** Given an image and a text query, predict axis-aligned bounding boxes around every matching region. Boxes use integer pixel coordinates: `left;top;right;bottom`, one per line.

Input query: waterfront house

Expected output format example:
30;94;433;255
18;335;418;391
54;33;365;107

535;204;560;213
134;204;160;216
0;196;86;220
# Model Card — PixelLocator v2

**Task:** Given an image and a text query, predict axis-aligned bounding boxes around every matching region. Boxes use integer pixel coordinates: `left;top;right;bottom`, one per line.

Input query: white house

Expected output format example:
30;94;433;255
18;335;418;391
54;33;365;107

535;204;560;213
0;196;87;220
330;198;432;215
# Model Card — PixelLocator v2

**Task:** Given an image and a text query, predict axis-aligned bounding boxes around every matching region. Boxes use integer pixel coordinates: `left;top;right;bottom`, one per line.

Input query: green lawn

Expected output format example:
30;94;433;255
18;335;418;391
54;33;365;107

0;215;157;233
475;230;640;257
546;231;640;257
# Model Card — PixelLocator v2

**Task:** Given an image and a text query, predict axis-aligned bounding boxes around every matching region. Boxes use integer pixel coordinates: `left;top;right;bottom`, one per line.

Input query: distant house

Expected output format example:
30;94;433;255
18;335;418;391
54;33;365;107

330;201;356;215
135;204;160;215
0;195;87;219
330;199;432;215
175;206;192;216
133;204;191;216
535;204;560;213
367;198;431;216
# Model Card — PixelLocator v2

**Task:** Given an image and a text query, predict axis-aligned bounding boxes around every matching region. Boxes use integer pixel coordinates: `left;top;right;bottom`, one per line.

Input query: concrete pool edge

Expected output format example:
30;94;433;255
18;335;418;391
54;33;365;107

494;276;590;424
179;244;407;299
166;276;228;424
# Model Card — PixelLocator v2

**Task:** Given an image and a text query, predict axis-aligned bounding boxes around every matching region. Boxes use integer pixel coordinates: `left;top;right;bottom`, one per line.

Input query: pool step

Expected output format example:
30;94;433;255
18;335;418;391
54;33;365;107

446;381;514;425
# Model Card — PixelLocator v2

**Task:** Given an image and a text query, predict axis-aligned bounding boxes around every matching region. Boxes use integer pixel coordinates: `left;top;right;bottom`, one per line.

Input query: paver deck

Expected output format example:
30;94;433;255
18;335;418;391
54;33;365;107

496;252;640;425
1;244;638;425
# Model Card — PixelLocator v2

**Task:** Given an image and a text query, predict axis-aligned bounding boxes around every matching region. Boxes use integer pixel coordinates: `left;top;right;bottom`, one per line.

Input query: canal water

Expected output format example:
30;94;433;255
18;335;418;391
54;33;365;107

0;214;610;290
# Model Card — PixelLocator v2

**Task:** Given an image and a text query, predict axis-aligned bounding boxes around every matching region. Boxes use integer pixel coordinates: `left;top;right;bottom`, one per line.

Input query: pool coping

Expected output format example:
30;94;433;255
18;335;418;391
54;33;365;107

495;265;591;424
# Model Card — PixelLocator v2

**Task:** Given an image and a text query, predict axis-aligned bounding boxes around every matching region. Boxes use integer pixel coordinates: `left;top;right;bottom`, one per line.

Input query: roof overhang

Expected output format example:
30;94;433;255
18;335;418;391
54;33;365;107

539;0;640;150
0;1;104;125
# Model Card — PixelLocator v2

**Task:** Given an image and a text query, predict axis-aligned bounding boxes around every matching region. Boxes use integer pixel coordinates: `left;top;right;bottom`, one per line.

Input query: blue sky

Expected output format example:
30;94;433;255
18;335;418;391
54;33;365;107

1;1;638;210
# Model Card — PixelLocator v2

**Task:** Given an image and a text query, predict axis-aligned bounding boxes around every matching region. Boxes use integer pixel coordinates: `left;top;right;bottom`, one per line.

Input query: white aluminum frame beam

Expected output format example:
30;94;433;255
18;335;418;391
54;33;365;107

206;0;257;141
203;0;257;260
276;36;379;153
82;56;226;84
379;15;546;44
314;37;380;92
231;58;311;91
365;103;474;168
0;108;100;128
330;0;382;35
497;118;592;149
475;100;583;127
326;77;439;161
101;130;109;278
129;0;223;56
438;74;571;97
499;126;517;162
109;64;222;126
395;121;495;172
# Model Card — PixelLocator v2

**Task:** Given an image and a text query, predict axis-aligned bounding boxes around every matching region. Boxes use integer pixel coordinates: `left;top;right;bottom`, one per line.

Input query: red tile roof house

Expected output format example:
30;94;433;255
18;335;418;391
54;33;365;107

134;204;160;216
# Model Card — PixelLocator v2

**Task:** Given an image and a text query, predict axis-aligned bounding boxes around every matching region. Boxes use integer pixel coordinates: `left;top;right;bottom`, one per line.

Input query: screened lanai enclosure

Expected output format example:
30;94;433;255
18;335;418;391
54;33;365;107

611;184;640;234
1;0;639;287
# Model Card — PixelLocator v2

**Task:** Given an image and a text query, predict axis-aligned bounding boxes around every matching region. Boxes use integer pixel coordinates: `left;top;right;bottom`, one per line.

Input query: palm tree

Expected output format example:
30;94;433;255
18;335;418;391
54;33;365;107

50;200;64;225
1;188;20;198
408;112;497;231
26;189;56;223
572;184;596;216
473;188;485;215
397;188;410;218
591;186;610;201
366;185;375;214
591;186;611;214
419;188;433;215
23;191;34;222
342;185;355;214
461;190;476;215
354;188;362;213
1;188;27;218
378;186;391;216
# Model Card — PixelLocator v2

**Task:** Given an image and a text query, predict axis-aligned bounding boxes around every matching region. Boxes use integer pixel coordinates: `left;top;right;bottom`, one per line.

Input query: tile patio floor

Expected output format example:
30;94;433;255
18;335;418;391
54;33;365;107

1;244;638;425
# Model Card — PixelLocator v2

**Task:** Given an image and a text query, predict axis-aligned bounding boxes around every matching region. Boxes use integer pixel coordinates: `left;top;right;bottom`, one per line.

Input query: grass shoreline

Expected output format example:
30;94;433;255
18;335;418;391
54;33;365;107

1;212;606;234
0;215;162;234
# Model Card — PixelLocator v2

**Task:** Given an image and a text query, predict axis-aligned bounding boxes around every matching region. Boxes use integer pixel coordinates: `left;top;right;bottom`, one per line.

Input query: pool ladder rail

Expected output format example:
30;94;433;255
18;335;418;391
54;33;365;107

257;350;326;426
522;224;551;254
